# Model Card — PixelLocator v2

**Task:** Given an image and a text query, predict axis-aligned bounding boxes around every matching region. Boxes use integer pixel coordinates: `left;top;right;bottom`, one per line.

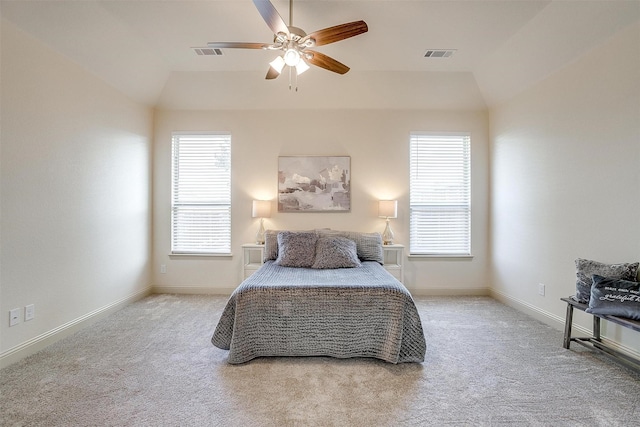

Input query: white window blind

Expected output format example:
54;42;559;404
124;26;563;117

409;133;471;255
171;133;231;254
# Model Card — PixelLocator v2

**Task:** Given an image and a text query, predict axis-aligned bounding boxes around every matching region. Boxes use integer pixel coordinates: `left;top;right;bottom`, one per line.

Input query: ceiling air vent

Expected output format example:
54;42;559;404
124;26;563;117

424;49;456;58
193;48;223;56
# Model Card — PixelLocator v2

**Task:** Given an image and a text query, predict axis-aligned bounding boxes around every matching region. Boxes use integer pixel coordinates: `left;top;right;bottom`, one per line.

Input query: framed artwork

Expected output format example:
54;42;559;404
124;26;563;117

278;156;351;212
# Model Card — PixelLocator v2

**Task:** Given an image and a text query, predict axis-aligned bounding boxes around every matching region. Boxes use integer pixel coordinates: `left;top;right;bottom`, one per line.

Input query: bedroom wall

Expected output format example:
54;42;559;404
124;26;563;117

490;22;640;351
0;20;153;366
153;109;489;295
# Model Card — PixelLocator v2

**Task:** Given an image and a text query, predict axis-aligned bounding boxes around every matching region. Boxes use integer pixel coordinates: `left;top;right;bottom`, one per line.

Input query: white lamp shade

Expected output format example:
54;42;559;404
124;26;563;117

378;200;398;218
269;56;286;74
269;56;285;74
295;60;310;75
252;200;272;218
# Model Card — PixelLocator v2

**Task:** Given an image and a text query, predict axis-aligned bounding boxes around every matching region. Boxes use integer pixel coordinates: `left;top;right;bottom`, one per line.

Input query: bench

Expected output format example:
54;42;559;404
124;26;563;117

561;297;640;373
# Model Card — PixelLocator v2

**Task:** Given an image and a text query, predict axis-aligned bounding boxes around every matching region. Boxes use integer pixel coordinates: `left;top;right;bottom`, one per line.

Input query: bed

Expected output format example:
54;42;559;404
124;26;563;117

211;230;426;364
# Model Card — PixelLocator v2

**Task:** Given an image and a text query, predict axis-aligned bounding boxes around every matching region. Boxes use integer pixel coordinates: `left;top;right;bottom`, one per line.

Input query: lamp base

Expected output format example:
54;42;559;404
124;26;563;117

256;218;265;245
382;218;394;245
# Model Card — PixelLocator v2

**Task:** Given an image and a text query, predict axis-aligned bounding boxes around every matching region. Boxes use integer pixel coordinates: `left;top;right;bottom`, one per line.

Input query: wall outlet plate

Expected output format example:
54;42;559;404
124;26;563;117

25;304;35;321
9;308;21;326
538;283;546;296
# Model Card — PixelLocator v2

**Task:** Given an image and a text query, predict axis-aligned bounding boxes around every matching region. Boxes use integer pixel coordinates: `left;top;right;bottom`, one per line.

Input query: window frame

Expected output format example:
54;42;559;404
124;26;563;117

170;132;232;256
409;132;472;257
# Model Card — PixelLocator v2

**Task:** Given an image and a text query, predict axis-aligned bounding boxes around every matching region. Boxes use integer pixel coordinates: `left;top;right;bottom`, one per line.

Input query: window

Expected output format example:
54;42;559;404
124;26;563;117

409;133;471;255
171;133;231;254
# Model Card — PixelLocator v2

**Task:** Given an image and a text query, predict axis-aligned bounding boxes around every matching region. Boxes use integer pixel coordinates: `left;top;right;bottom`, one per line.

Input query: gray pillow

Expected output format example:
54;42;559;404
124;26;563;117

265;229;316;261
317;229;384;264
312;236;361;269
343;231;384;264
263;229;280;261
586;275;640;319
574;259;639;303
274;231;318;268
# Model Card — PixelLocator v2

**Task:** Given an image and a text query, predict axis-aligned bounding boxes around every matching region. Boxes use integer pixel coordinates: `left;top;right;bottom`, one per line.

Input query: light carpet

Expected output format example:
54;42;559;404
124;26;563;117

1;294;639;426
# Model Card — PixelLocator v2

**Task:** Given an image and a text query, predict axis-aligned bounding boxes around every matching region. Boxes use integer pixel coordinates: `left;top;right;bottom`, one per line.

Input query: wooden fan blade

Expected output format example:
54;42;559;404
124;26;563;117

252;0;289;36
307;21;368;47
207;42;269;49
305;50;350;74
266;67;280;80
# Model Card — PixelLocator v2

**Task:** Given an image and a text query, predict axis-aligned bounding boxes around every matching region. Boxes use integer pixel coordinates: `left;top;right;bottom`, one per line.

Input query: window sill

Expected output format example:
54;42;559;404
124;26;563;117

408;254;474;260
170;253;233;258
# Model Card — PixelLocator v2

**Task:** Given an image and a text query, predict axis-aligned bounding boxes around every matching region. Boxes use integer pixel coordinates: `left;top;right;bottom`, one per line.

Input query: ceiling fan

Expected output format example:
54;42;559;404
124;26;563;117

206;0;368;83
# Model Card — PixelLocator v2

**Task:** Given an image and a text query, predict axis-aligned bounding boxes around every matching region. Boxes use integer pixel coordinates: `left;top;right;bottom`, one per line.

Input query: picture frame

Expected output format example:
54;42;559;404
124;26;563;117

278;156;351;212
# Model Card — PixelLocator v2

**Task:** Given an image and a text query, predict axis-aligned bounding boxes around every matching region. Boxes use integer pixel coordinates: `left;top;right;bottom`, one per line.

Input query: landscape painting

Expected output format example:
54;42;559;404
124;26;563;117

278;156;351;212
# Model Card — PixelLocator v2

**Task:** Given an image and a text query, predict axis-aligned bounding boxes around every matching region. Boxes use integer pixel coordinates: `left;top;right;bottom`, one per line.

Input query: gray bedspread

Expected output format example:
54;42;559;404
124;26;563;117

211;261;426;364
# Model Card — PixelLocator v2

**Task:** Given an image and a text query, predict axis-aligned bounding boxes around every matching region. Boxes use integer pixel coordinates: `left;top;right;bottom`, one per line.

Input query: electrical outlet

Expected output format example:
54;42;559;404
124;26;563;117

160;264;166;274
25;304;35;321
538;283;546;296
9;308;21;326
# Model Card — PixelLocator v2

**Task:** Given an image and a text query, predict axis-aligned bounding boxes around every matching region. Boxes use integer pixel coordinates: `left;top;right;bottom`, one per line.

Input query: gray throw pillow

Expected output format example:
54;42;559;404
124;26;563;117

317;229;384;264
343;231;384;264
586;275;640;320
574;259;639;303
312;236;361;269
265;229;316;261
274;231;318;268
263;229;280;261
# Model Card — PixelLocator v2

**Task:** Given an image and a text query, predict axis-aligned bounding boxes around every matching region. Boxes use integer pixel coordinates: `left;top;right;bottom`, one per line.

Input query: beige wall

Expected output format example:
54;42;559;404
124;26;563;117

0;20;153;364
153;109;490;295
490;22;640;351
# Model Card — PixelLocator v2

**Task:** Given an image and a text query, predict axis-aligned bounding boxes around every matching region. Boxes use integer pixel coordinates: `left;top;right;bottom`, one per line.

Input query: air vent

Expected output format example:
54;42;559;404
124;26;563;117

424;49;456;58
193;48;223;56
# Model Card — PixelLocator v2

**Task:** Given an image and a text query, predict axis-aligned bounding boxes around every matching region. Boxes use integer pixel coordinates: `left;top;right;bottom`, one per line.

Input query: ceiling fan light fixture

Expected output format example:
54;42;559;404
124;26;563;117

295;60;310;75
269;56;285;73
283;48;301;66
205;0;368;84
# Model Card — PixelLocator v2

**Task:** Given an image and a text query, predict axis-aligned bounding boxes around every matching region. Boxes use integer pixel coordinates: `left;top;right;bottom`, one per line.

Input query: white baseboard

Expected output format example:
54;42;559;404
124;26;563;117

152;285;234;295
0;287;152;369
490;289;567;331
490;288;640;361
410;286;490;297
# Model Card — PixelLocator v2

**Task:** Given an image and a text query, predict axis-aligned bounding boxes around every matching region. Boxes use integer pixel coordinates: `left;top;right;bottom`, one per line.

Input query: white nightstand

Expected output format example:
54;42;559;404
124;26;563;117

383;244;404;283
242;243;264;280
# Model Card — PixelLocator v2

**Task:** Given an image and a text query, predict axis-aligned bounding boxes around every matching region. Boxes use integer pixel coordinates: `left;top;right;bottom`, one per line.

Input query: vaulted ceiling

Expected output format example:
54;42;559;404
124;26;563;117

2;0;639;110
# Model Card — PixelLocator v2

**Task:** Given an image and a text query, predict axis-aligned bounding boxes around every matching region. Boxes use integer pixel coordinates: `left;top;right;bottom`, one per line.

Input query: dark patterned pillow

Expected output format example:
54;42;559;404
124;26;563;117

574;259;639;303
312;236;361;269
274;231;318;268
586;275;640;319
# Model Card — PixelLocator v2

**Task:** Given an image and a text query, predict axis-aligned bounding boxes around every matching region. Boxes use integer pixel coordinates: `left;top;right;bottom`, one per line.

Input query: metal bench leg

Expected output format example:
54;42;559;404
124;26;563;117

593;316;601;341
563;303;574;349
